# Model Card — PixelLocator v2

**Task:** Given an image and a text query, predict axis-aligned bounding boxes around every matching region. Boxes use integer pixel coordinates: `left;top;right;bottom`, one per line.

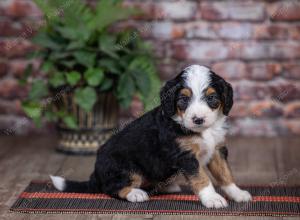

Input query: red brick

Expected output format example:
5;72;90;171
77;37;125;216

247;63;281;80
0;0;42;18
229;119;283;137
8;59;41;78
269;42;300;59
154;1;197;21
147;40;166;58
172;41;229;61
212;61;247;80
268;2;300;21
269;80;300;102
151;22;184;40
0;19;23;37
284;102;300;118
232;42;300;60
130;96;144;118
0;60;8;77
283;63;300;80
283;120;300;135
123;1;155;20
157;60;178;81
0;79;28;99
253;24;288;40
0;39;36;58
249;101;283;118
0;99;23;115
238;42;270;60
232;81;270;101
218;22;252;39
185;22;218;39
200;2;265;21
288;25;300;40
230;102;249;118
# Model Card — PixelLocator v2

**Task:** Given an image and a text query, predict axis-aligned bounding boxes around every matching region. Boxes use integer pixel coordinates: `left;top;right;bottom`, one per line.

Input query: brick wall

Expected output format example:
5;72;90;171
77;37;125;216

0;0;300;136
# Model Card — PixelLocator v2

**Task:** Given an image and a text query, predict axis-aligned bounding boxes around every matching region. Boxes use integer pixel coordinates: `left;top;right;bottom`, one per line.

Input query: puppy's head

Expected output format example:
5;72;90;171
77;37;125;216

160;65;233;132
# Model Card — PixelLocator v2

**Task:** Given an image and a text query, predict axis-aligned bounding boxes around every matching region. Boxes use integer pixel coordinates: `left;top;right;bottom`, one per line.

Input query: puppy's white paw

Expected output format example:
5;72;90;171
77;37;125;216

163;184;182;193
200;192;228;208
199;182;228;208
126;188;149;202
222;183;252;202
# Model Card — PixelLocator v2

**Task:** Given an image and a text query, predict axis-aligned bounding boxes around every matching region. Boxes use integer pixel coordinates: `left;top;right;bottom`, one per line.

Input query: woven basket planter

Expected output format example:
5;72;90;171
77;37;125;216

55;92;118;155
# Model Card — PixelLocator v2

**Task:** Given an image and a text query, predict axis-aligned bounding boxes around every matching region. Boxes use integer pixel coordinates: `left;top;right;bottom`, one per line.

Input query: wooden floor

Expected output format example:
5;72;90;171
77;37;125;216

0;135;299;220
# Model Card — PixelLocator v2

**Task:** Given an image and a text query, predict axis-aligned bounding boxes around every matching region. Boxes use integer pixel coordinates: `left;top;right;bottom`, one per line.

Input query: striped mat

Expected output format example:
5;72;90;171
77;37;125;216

10;181;300;216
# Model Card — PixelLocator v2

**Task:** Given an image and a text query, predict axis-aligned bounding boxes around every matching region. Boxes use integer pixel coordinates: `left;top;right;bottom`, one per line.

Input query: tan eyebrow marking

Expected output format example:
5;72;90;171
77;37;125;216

180;88;192;97
206;87;216;96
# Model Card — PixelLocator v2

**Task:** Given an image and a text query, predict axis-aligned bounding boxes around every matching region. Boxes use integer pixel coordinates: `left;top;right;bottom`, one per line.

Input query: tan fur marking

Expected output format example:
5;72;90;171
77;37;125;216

118;187;132;199
176;136;206;159
117;173;143;199
189;167;210;194
177;107;184;118
180;88;192;97
207;150;234;186
131;173;143;187
206;87;216;96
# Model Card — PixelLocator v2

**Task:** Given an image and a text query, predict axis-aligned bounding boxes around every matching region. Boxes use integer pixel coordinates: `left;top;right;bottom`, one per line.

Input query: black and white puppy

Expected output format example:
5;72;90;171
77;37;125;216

50;65;252;208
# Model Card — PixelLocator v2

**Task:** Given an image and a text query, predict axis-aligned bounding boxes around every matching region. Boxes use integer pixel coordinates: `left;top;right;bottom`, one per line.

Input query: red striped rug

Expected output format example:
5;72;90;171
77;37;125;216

10;181;300;216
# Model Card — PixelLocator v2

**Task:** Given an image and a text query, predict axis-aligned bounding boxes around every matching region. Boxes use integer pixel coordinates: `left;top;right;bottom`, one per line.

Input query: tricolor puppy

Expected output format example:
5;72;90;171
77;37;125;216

50;65;252;208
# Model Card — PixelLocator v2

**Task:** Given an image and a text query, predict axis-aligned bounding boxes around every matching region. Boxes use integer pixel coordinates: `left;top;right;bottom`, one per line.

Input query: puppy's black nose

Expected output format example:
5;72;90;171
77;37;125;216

193;117;205;125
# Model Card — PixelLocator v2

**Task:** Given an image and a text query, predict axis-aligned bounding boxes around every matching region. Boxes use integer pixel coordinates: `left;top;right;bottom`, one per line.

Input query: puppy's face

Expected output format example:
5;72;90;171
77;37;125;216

160;65;233;133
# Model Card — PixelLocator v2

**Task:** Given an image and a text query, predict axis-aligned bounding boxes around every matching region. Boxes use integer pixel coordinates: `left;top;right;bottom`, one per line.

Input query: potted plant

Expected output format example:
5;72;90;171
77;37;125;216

21;0;161;154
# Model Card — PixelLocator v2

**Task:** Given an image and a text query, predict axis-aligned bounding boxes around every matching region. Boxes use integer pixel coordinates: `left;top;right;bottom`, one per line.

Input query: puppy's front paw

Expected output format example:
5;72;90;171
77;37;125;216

199;183;228;208
126;188;149;202
222;183;252;202
200;192;228;208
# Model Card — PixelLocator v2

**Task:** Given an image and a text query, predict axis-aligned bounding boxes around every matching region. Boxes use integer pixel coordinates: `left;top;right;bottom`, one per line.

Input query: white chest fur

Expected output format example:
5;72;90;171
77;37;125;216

198;118;227;165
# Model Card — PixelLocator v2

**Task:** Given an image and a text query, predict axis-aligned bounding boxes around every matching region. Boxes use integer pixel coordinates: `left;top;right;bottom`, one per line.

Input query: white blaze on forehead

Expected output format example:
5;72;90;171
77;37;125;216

183;65;211;99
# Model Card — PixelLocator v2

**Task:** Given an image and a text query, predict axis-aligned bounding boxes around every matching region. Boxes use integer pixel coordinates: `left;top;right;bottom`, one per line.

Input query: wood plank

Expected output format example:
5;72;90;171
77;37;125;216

0;136;66;219
153;216;283;220
227;137;279;185
57;154;96;181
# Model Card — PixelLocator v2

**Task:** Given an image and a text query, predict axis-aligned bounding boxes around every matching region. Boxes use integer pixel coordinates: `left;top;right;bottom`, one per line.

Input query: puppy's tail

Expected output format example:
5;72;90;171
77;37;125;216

50;175;99;193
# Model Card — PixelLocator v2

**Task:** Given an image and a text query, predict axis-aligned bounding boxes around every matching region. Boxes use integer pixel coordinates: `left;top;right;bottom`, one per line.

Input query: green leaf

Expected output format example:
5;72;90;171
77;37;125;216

66;41;85;50
74;87;97;112
98;59;121;75
117;74;135;108
45;110;58;121
32;32;62;50
41;61;54;73
66;71;81;86
90;0;139;31
74;51;96;67
49;72;65;88
62;115;78;129
84;68;104;87
98;34;119;59
131;71;150;97
19;64;33;85
60;60;76;68
22;101;42;122
28;80;49;100
99;78;113;91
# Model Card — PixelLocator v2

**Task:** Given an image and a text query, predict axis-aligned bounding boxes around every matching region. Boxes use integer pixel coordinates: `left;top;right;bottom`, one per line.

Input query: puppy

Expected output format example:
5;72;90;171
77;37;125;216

50;65;252;208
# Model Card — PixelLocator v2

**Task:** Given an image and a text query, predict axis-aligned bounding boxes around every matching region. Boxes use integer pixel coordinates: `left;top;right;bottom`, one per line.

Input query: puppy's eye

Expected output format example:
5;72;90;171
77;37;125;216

177;96;190;110
206;94;220;109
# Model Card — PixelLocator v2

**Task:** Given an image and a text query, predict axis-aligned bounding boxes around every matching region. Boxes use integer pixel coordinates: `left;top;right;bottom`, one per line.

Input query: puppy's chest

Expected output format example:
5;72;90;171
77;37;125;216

176;135;215;166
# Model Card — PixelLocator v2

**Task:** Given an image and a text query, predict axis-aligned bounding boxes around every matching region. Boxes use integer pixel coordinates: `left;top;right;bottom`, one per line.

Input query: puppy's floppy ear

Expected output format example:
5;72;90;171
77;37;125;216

160;74;183;117
210;71;233;116
221;80;233;116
